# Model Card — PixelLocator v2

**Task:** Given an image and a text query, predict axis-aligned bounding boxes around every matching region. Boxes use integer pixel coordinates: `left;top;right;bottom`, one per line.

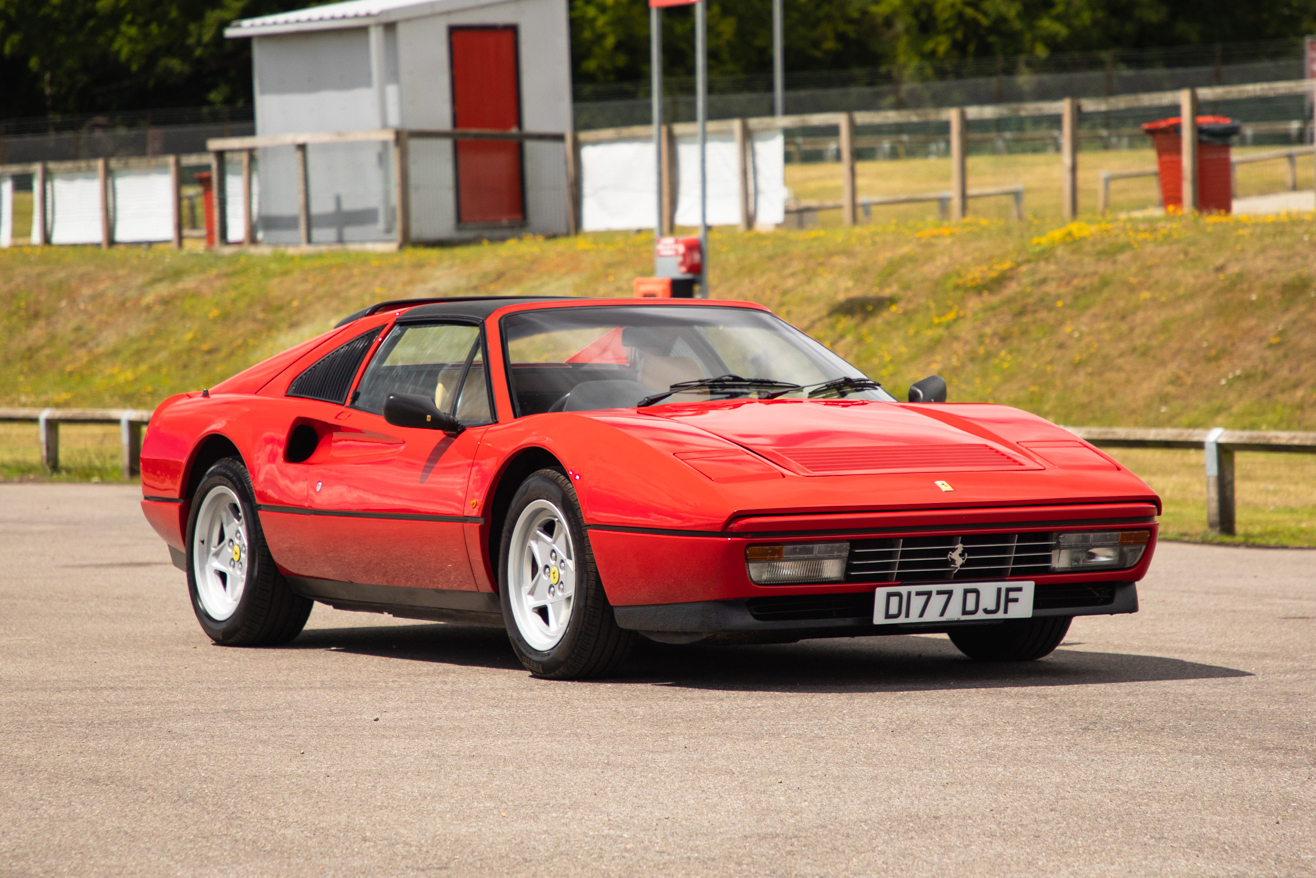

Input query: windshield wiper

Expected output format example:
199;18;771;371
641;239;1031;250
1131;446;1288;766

637;374;803;407
798;376;883;399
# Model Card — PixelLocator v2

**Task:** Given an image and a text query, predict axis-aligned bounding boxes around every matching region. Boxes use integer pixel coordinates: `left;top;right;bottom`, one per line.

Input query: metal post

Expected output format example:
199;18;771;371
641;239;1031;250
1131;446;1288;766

33;162;47;245
661;125;676;236
241;150;254;245
38;409;58;472
212;150;228;245
120;416;142;480
1061;97;1079;221
840;112;857;226
735;118;752;231
1180;88;1198;214
564;130;580;236
652;4;663;242
1287;153;1297;191
296;143;310;246
98;158;112;249
169;155;183;249
393;131;410;247
1099;171;1110;216
1204;427;1236;535
949;107;967;221
1013;186;1024;221
772;0;784;118
696;0;708;296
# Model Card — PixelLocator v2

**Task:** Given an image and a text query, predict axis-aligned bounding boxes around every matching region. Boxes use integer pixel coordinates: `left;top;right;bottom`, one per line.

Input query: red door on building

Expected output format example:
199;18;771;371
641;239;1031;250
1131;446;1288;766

449;26;525;225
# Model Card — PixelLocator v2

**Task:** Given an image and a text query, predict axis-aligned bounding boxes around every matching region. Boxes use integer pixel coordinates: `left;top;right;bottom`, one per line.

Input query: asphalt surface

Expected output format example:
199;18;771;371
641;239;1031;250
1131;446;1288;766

2;483;1313;877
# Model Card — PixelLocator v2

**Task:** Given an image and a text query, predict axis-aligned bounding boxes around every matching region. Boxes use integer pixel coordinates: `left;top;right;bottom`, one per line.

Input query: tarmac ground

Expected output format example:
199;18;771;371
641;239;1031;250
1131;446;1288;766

1;483;1313;876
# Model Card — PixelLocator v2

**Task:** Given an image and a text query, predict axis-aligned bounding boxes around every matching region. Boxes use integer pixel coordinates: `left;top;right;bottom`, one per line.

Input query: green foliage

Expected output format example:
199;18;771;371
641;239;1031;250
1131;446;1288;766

0;0;297;114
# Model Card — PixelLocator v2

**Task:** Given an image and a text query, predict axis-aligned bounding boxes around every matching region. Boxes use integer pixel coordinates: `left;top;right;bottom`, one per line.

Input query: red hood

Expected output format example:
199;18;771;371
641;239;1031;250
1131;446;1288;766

638;398;1050;476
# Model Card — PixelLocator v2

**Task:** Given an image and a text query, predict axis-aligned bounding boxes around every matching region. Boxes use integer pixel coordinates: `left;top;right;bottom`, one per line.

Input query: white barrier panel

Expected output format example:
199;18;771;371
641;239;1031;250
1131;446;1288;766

580;140;657;232
48;173;102;245
111;168;174;243
225;166;258;243
581;131;786;232
1;177;12;248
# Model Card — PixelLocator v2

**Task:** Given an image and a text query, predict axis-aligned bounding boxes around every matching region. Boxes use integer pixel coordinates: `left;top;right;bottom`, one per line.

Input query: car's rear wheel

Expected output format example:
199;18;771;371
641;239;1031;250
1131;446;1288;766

186;458;312;646
498;469;633;679
948;616;1072;661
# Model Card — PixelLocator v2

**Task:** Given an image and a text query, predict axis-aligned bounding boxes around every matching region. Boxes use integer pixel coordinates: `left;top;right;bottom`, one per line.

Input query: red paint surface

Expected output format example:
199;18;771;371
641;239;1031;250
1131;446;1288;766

450;27;524;224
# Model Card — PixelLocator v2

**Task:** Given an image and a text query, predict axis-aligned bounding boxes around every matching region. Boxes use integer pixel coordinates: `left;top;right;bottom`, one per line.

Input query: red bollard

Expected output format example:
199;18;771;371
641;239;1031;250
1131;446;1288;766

194;171;216;248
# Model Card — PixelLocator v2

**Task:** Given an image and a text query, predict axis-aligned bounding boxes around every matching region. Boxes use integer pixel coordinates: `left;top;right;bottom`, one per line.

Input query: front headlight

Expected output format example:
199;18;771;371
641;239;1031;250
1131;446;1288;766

746;542;850;584
1051;530;1150;571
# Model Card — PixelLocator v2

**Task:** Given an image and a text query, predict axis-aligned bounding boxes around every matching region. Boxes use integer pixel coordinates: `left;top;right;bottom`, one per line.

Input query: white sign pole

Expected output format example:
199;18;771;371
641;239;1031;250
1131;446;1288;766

652;5;663;244
696;0;708;296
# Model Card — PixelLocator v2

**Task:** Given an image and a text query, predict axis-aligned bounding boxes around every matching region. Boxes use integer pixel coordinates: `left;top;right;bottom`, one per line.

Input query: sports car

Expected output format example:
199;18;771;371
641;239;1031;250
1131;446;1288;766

140;296;1160;678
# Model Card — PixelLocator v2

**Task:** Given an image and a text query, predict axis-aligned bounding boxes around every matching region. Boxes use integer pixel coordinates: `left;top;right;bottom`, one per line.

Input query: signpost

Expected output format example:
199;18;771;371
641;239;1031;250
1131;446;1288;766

649;0;707;297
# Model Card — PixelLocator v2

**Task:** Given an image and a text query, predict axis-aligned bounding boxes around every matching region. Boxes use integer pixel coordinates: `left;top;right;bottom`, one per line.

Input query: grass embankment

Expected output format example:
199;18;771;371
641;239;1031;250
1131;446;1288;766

2;212;1314;545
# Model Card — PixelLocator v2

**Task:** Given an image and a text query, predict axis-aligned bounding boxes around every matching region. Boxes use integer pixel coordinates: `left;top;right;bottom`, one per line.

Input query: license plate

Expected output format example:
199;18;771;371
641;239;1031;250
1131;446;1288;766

873;582;1035;625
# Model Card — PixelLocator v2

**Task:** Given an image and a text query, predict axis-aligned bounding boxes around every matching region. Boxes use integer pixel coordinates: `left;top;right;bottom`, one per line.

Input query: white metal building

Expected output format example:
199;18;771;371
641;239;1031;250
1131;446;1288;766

226;0;574;244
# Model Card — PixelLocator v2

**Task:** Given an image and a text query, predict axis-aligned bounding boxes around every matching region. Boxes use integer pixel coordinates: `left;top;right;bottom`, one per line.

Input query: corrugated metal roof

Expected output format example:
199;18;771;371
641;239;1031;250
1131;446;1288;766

227;0;509;37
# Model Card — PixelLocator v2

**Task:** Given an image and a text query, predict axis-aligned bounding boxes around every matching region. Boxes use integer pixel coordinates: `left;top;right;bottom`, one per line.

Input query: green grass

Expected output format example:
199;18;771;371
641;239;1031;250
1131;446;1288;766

2;209;1314;544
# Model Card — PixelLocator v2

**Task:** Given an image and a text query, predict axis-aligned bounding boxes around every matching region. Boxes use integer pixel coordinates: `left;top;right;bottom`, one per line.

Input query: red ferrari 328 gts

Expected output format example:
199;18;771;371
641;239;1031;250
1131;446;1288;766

140;297;1160;678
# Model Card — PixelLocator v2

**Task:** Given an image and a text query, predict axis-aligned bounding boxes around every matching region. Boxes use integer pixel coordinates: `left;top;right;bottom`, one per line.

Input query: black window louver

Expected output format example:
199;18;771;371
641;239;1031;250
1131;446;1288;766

286;328;382;404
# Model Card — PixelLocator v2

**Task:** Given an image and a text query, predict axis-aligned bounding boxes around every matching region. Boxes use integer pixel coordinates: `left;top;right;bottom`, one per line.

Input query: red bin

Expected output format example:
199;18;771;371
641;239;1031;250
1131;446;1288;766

1141;116;1240;214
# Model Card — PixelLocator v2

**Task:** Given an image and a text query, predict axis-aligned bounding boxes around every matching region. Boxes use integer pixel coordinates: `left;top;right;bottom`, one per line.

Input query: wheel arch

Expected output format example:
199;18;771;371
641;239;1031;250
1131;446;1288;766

484;446;568;578
184;434;246;500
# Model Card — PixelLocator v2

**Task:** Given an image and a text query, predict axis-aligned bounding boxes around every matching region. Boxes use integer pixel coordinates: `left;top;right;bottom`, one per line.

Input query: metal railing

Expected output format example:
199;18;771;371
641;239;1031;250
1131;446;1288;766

1066;426;1316;535
785;185;1024;226
1231;145;1315;194
1098;168;1162;215
0;408;152;478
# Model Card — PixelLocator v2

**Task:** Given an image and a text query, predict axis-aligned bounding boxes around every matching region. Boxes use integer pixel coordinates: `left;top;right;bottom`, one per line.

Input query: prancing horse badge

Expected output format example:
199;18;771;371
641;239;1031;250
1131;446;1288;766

935;480;954;492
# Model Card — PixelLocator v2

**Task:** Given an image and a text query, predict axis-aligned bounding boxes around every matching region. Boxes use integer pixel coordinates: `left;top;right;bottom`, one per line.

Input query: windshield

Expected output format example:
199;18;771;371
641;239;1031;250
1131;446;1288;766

501;305;894;415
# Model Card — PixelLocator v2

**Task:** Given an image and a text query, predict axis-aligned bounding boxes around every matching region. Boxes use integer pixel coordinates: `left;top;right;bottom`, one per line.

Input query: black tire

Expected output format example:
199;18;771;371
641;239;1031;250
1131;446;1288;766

948;616;1072;662
498;469;634;679
185;458;312;646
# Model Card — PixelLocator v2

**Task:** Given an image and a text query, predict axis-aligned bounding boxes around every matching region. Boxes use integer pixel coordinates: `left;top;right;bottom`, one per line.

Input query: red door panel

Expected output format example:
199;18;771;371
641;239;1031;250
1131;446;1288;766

450;26;524;224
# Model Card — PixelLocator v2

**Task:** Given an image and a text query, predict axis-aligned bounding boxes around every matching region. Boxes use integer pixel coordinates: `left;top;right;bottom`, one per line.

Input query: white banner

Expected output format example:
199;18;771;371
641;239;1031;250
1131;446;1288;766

581;130;786;232
580;140;657;232
1;177;12;248
111;168;174;243
225;165;259;243
49;173;103;245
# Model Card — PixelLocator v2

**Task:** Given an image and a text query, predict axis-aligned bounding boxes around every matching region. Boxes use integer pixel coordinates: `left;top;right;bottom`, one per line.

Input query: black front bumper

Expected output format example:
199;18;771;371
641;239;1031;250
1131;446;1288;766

613;581;1137;638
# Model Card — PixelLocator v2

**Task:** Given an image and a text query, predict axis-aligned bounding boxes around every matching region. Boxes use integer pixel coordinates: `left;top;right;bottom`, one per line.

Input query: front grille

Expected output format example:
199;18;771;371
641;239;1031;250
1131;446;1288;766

746;593;874;622
847;532;1054;583
1034;582;1117;609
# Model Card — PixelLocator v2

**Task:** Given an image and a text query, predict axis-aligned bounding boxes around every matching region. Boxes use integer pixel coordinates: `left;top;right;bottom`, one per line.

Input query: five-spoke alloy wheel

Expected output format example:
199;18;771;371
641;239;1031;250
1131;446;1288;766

498;469;633;678
185;458;312;646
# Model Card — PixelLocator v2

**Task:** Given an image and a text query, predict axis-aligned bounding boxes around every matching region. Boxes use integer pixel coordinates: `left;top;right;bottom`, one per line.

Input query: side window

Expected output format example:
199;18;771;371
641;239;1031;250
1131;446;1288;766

454;351;493;425
353;323;481;415
286;327;383;405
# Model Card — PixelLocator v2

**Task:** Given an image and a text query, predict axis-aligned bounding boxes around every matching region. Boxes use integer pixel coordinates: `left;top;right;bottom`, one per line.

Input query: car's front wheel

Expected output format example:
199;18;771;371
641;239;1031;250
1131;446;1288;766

186;458;312;646
948;616;1071;661
498;469;633;679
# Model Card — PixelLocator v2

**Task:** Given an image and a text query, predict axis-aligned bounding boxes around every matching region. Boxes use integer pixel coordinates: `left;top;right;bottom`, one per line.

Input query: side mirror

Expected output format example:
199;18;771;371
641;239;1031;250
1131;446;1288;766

907;375;947;403
383;393;465;433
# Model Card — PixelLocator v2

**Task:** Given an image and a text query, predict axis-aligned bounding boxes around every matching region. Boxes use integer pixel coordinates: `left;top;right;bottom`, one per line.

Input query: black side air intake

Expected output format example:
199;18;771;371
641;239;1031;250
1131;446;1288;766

286;327;382;405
